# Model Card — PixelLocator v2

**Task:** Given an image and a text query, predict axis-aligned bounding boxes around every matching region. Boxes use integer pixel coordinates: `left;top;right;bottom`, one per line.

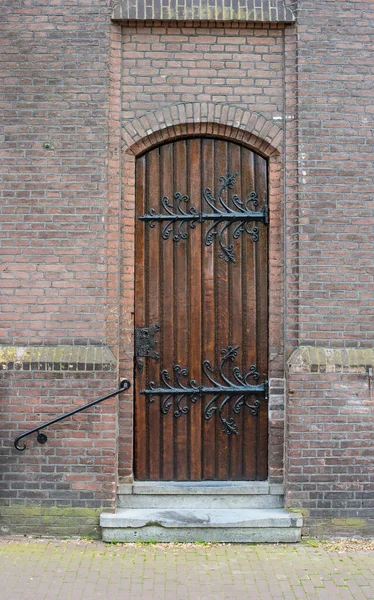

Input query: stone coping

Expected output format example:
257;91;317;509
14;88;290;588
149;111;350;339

288;346;374;374
112;0;295;23
0;345;117;372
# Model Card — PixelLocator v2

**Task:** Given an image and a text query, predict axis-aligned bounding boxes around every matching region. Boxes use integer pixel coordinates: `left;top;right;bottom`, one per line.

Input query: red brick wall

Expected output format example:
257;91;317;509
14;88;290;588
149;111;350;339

2;0;373;539
1;0;112;345
284;0;374;536
0;370;118;537
286;364;374;537
292;0;374;347
122;23;285;122
1;1;119;536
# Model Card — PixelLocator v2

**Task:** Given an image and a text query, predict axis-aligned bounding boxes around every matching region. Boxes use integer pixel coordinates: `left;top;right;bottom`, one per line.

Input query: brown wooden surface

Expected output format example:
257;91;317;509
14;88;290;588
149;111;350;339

134;138;268;481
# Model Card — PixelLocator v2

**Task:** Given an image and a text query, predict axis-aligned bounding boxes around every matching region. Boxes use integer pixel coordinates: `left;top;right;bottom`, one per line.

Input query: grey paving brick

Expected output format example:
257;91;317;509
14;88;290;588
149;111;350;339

0;538;373;600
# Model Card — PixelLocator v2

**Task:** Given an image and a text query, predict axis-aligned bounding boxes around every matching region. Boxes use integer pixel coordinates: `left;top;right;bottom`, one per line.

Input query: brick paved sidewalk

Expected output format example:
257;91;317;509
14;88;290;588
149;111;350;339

0;537;373;599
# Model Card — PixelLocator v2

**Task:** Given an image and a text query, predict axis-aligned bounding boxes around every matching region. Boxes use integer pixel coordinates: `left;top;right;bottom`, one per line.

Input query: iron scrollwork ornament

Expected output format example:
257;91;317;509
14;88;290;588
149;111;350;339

139;173;268;263
140;345;268;435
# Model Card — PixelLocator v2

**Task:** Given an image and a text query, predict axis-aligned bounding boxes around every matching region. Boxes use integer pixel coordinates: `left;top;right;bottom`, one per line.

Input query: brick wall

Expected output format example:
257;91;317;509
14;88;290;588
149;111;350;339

2;0;373;539
1;0;112;345
284;0;374;537
121;23;285;122
286;349;374;537
0;1;118;537
0;368;118;537
294;0;374;347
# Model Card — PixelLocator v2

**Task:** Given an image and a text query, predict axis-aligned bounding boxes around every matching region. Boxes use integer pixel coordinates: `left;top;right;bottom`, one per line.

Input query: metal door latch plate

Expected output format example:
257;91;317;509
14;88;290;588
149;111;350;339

135;324;160;359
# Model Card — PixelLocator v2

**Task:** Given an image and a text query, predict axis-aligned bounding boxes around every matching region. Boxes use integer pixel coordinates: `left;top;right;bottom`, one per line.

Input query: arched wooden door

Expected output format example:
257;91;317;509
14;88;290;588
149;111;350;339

134;137;268;481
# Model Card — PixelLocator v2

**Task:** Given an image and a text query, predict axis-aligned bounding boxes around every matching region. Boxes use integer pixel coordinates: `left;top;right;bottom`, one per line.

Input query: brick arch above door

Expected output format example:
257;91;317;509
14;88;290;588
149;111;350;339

122;102;283;158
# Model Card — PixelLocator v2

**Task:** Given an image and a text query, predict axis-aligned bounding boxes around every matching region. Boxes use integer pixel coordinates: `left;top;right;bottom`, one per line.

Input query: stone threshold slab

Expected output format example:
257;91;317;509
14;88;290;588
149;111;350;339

119;481;284;495
117;494;283;509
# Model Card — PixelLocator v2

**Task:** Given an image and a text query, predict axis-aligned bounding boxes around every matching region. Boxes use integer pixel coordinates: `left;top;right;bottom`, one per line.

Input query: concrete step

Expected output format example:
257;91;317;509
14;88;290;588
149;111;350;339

101;508;302;543
117;493;283;509
119;481;283;495
117;481;284;509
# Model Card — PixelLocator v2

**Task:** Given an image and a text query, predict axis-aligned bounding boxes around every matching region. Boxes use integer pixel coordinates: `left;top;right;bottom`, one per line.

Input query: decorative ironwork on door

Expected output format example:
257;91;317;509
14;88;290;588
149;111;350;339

139;172;268;263
141;345;268;435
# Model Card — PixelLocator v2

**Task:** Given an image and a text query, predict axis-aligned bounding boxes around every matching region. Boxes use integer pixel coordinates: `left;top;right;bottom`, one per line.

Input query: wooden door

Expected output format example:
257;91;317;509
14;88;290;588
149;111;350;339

134;138;268;481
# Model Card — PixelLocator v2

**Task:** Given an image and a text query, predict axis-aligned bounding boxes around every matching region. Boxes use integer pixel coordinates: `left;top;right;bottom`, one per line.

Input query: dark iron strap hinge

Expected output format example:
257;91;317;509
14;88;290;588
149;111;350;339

139;172;268;263
140;345;268;436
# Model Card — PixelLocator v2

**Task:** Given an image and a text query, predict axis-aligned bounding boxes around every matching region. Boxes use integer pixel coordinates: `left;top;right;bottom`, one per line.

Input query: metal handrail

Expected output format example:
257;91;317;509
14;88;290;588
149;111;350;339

14;378;131;451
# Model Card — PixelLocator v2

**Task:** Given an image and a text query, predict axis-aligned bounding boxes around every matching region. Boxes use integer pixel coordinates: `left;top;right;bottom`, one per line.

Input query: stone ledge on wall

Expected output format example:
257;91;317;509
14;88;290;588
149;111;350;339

111;0;295;23
288;346;374;375
0;345;117;372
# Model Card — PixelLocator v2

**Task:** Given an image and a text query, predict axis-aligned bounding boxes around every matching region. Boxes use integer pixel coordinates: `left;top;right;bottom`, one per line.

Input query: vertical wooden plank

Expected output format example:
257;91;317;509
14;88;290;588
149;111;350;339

173;139;189;480
134;155;147;480
215;139;230;480
188;138;203;480
147;148;161;480
255;153;269;480
160;143;175;480
201;138;216;479
241;147;258;480
228;142;244;480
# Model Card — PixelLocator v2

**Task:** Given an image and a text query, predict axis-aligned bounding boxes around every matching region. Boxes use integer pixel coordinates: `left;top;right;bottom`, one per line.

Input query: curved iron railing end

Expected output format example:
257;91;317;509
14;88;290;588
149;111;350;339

14;378;131;452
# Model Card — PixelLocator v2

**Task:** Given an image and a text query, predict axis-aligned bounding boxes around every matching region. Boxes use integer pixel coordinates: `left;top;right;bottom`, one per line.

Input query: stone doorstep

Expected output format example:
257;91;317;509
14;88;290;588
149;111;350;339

118;480;284;495
100;508;303;543
103;482;300;543
101;508;301;528
117;493;283;509
102;525;301;543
